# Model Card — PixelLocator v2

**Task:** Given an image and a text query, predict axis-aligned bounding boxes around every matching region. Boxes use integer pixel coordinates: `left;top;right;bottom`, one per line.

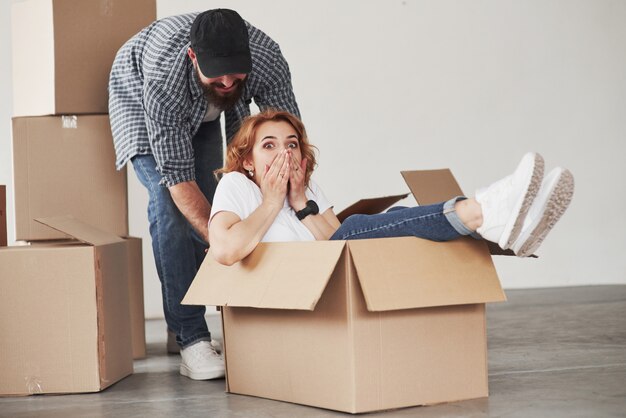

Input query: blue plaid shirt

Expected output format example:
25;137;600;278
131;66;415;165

108;12;300;187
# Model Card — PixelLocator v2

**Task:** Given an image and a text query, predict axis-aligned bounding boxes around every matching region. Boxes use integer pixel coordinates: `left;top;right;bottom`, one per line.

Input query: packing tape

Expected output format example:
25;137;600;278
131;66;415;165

25;375;43;395
100;0;114;17
62;115;78;129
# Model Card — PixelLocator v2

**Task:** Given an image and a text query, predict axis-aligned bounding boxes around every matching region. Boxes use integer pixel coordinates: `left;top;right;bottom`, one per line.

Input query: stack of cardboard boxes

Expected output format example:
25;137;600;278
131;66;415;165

0;0;156;396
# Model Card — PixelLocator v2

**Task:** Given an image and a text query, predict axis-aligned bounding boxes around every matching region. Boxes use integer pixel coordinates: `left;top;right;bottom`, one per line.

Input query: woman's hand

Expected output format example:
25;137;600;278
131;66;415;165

260;149;290;208
288;153;308;211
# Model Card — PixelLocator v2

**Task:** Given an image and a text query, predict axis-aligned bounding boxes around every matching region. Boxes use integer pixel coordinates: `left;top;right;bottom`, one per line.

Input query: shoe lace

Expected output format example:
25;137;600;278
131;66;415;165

187;341;221;361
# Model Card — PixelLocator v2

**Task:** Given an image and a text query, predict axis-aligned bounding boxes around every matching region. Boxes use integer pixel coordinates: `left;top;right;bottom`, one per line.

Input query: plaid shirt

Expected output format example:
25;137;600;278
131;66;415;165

108;12;300;187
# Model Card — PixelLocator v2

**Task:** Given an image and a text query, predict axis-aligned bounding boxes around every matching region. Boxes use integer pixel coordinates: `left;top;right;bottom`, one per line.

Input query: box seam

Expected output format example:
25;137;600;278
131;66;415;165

94;248;105;389
345;245;358;412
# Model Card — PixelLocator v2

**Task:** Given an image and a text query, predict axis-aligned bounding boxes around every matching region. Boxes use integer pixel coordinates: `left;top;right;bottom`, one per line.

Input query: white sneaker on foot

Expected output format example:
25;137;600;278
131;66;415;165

180;340;225;380
476;152;544;249
510;167;574;257
209;338;223;354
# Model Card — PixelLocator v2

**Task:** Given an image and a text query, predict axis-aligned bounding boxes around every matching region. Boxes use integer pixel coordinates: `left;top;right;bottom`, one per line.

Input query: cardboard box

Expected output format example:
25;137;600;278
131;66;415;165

11;0;156;116
0;217;133;396
125;237;146;359
12;115;128;241
183;169;508;413
0;185;6;246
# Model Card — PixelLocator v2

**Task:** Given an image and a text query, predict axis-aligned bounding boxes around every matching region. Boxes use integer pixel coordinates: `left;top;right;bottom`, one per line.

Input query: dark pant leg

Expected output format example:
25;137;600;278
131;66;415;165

190;121;223;272
130;120;223;348
330;202;466;241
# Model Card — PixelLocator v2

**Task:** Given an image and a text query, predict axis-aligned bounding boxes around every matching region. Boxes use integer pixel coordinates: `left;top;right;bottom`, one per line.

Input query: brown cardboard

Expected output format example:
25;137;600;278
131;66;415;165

348;237;504;311
183;169;507;413
25;222;146;359
0;217;133;396
0;185;6;246
11;0;156;116
187;241;345;310
336;193;409;223
12;115;128;241
125;237;146;359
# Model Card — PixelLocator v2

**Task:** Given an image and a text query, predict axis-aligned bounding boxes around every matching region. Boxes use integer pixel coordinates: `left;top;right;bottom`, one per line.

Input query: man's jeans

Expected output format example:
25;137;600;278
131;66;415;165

131;120;223;348
330;197;474;241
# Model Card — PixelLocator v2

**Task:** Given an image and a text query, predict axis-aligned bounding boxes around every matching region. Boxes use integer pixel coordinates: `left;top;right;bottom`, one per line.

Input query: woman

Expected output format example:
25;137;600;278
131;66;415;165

209;110;574;266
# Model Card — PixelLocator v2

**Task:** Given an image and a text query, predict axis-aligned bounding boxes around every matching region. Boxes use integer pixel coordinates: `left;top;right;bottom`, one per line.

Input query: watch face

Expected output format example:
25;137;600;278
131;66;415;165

309;200;319;215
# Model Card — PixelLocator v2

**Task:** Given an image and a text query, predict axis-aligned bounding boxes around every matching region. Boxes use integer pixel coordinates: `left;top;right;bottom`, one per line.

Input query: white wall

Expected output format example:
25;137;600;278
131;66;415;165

2;0;625;319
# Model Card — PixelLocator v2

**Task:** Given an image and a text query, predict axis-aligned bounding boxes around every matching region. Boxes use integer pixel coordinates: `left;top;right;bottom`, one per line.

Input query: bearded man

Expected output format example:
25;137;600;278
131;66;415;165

108;9;299;380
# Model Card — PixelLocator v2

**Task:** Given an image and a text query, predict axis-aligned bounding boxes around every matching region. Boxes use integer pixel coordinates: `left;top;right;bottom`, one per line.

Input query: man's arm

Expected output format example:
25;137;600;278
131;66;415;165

169;181;212;243
254;43;300;117
143;80;211;240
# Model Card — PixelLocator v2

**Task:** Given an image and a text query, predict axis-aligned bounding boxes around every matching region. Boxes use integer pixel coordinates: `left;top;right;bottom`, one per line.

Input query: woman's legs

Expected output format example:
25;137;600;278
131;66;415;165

330;152;574;256
330;197;474;241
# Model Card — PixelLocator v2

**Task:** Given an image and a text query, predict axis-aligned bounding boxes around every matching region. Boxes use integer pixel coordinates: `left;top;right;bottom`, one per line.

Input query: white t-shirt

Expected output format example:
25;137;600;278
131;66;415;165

203;104;221;122
210;171;332;242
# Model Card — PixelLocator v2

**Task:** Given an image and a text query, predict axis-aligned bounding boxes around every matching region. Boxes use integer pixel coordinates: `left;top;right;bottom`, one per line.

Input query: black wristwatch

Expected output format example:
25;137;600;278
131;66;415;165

296;200;319;220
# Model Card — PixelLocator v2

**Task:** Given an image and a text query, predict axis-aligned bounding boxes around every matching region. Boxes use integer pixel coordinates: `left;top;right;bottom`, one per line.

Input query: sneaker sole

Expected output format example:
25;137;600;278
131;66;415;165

514;169;574;257
180;363;225;380
501;153;545;249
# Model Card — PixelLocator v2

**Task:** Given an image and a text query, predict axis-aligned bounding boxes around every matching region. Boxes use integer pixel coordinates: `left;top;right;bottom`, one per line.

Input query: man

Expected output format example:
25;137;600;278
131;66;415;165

108;9;299;380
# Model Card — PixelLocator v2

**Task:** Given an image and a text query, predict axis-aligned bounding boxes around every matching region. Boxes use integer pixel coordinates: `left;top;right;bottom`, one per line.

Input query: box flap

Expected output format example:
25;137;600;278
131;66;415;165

35;216;124;246
336;193;409;223
347;237;506;311
401;169;464;205
183;241;346;310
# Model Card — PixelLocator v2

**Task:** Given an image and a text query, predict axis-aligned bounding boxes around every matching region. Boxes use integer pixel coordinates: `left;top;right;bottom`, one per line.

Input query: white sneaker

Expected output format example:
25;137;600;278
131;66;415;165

180;341;225;380
209;338;223;354
510;167;574;257
476;152;544;249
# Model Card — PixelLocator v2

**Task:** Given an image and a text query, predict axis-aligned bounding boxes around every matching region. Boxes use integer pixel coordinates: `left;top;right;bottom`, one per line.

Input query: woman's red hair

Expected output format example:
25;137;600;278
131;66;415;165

218;109;317;187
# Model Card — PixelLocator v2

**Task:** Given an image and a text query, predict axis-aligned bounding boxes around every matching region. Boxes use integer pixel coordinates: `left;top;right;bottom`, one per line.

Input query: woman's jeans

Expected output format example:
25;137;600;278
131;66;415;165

330;197;474;241
131;121;222;348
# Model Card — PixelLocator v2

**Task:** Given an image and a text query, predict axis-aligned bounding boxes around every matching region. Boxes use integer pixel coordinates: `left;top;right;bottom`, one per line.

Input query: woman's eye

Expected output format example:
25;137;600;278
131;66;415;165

288;142;298;149
263;143;274;149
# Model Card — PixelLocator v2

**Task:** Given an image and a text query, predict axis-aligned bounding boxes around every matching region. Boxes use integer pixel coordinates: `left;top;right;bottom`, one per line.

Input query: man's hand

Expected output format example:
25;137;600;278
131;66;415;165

168;181;211;242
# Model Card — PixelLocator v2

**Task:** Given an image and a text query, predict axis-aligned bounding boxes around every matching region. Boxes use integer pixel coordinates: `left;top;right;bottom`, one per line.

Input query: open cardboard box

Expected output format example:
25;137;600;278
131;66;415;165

12;115;129;241
0;217;135;396
183;169;508;413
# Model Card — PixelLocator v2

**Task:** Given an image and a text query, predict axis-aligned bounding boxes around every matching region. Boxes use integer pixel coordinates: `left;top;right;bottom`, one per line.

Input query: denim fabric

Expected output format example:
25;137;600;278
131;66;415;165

131;120;223;348
330;197;473;241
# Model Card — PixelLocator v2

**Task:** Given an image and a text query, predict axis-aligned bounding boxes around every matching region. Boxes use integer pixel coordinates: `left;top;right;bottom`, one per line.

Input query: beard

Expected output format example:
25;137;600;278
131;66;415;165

197;69;247;111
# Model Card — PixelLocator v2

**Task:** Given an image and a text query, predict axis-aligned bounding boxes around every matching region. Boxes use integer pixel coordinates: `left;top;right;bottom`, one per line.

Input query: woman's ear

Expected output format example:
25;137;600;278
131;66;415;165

242;159;254;171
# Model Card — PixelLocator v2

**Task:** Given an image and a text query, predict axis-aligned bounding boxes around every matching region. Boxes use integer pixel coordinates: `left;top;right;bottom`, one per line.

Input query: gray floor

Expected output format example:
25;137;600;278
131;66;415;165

2;285;625;417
